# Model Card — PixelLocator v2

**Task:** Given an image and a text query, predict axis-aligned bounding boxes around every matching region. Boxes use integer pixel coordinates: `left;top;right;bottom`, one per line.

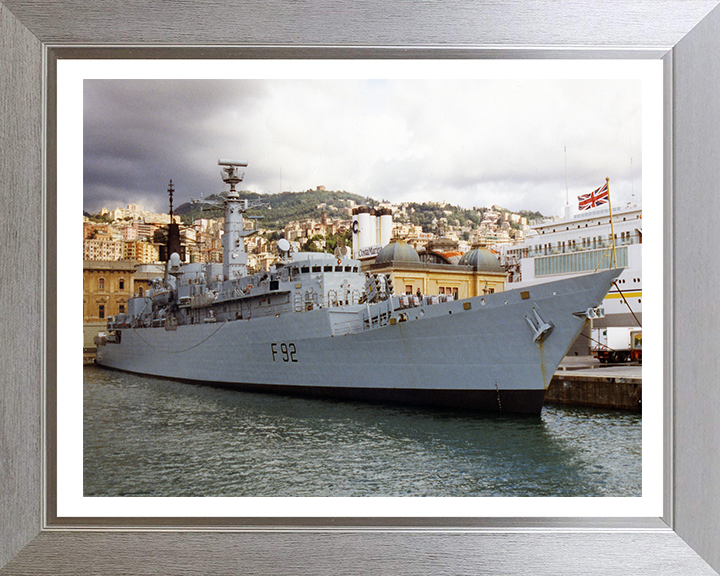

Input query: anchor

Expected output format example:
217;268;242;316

526;307;553;343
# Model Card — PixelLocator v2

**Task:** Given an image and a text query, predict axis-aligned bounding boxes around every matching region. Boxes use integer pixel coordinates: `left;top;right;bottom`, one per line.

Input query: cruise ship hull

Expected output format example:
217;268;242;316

96;268;620;414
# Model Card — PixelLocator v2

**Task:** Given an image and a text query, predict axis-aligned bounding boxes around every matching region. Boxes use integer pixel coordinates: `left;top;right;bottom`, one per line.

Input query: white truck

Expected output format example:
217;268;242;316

591;327;642;364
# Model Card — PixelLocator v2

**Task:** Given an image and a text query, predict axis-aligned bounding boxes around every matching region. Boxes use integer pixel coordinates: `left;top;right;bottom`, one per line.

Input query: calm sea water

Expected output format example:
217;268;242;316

84;365;641;497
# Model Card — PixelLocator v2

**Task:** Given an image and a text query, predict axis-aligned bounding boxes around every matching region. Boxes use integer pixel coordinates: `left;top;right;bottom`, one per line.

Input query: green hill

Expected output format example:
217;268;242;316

174;188;369;229
88;190;544;244
173;189;544;234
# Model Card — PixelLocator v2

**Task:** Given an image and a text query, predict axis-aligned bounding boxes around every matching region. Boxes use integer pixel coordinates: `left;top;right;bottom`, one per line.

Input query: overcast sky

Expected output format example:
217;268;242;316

84;78;642;217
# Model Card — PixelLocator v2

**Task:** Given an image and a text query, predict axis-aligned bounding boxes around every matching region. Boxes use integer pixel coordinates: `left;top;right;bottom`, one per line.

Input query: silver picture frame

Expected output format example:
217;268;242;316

2;1;720;574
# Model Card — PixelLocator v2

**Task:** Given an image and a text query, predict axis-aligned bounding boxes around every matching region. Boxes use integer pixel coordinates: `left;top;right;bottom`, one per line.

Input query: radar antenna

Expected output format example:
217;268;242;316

218;159;248;196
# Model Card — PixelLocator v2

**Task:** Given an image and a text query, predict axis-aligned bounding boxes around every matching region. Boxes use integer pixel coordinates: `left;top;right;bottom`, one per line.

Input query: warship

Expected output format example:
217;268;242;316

95;160;620;415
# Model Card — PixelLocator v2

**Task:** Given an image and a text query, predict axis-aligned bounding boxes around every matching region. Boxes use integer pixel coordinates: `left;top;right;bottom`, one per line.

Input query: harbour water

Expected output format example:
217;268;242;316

84;365;641;497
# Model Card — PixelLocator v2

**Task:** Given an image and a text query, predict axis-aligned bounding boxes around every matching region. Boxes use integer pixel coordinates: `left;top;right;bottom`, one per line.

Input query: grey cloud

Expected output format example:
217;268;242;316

84;78;643;217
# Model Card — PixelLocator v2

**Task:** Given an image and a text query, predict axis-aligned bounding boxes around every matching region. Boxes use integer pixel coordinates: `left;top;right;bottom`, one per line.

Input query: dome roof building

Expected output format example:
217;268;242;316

375;241;421;265
458;248;504;272
369;241;507;299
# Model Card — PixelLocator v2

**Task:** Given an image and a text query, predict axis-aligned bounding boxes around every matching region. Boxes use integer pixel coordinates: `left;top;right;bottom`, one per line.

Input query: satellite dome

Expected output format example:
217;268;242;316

458;248;504;272
375;241;420;264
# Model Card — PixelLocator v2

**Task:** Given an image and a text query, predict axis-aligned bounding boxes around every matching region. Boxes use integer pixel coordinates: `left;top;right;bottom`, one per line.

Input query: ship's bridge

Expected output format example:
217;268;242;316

283;252;361;276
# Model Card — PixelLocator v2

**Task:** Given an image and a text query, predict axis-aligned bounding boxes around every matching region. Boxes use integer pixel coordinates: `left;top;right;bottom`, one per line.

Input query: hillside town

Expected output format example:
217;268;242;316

83;197;532;270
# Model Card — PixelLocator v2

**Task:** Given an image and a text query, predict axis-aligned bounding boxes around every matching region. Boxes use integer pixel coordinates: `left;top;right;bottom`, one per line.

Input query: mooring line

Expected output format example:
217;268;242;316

579;331;616;352
131;320;229;353
612;281;642;327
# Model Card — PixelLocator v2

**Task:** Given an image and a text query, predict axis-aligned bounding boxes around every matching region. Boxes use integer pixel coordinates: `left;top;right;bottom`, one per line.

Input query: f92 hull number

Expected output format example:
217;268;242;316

271;342;298;362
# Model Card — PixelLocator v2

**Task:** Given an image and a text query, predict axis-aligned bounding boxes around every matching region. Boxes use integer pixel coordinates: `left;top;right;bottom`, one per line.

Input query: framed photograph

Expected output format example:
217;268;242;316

2;2;720;574
64;59;661;520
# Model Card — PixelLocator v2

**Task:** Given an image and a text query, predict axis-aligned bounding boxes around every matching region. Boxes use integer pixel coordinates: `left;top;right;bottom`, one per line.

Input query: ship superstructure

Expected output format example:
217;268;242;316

499;201;642;346
96;160;621;414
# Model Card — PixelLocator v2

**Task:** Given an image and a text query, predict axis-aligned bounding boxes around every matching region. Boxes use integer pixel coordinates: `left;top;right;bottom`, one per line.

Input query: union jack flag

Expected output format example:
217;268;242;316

578;182;609;211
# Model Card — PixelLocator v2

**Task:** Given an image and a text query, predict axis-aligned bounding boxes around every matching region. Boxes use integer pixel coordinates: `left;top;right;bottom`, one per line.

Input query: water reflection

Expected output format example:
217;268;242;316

84;366;641;497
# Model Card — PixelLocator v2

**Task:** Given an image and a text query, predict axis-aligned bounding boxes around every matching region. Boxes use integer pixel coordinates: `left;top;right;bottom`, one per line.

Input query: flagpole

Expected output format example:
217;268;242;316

564;146;569;205
606;177;617;268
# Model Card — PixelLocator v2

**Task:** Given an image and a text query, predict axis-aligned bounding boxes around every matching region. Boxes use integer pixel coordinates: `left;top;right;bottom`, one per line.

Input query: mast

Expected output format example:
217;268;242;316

606;177;617;268
160;179;184;263
563;145;572;219
218;159;250;281
564;146;569;205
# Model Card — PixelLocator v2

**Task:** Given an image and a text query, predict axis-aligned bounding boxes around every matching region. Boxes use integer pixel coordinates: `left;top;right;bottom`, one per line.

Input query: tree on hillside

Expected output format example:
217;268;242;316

86;213;112;223
324;229;352;254
303;234;325;252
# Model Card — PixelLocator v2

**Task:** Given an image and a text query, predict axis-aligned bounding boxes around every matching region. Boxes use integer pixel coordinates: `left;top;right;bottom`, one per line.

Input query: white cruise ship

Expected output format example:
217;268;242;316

499;201;642;356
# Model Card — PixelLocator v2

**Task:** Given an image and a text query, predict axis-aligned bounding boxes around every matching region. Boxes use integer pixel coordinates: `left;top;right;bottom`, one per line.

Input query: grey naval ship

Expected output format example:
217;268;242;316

95;160;620;415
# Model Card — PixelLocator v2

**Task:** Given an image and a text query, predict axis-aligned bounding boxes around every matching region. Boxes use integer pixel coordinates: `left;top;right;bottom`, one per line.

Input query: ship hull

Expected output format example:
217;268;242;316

95;369;549;414
96;268;620;415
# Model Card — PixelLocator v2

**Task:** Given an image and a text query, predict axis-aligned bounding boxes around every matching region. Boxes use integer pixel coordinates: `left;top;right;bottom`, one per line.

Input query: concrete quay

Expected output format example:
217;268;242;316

547;357;642;411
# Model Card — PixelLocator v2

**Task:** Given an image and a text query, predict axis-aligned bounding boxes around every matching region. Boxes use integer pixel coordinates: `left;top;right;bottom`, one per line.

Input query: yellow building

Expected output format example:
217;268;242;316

369;241;506;299
83;260;139;320
122;240;160;264
83;261;138;360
